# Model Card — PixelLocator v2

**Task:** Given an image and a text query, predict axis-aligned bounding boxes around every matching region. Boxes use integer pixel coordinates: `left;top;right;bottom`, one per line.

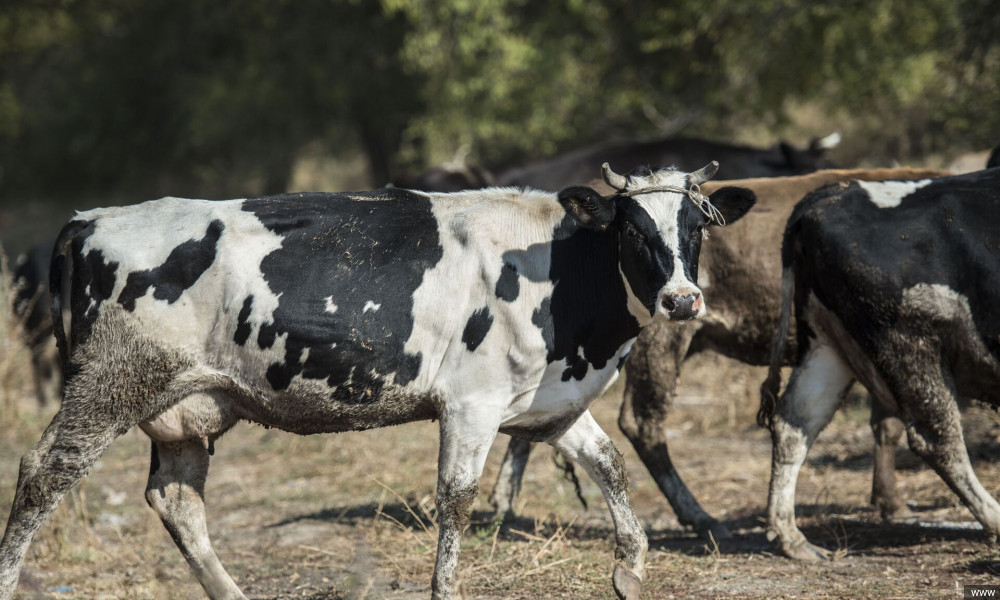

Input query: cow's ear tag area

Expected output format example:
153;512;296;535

706;186;756;226
557;186;617;231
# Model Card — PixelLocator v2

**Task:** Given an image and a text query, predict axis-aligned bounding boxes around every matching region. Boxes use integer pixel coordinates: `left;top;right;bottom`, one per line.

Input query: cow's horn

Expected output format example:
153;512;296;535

689;161;719;185
602;162;628;190
815;131;842;150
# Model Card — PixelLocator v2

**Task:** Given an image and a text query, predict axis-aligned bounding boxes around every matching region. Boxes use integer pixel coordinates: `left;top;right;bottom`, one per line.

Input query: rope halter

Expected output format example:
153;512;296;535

601;161;727;225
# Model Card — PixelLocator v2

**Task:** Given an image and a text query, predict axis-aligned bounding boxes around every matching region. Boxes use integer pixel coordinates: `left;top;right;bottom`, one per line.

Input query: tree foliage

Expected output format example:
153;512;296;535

1;0;418;196
0;0;996;199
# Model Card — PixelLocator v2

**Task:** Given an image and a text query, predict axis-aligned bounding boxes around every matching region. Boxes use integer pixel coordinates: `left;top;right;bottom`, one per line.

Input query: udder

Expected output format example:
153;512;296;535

139;392;238;443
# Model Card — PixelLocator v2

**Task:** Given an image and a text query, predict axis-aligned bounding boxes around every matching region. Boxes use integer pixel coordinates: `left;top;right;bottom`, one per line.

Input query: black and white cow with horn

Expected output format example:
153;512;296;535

0;163;754;599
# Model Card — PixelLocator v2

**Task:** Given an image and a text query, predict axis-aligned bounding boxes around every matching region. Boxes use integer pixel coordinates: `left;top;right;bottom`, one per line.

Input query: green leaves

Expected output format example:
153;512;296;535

0;0;996;199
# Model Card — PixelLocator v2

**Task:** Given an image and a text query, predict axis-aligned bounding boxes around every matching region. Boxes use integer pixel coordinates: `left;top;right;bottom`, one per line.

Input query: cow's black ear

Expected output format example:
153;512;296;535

558;186;616;230
707;186;756;226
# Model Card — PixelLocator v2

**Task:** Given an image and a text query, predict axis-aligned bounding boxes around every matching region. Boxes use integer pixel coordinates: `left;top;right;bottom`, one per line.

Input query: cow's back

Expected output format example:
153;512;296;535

64;191;452;401
787;168;1000;398
499;138;838;191
678;168;944;362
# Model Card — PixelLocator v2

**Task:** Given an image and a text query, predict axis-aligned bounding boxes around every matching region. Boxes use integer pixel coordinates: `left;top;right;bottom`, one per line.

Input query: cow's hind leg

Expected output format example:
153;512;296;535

870;402;913;521
552;411;646;600
901;385;1000;539
489;437;533;517
0;402;126;598
766;341;854;561
146;439;244;600
1;310;195;598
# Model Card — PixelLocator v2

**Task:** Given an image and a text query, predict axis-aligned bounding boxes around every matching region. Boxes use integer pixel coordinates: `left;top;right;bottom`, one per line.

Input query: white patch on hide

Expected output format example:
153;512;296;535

857;180;932;208
72;197;287;385
901;283;971;321
619;264;652;327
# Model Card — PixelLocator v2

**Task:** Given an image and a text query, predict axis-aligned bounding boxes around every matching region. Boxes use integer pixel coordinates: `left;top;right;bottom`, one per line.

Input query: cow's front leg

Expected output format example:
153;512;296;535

766;341;854;561
551;411;646;600
432;405;500;600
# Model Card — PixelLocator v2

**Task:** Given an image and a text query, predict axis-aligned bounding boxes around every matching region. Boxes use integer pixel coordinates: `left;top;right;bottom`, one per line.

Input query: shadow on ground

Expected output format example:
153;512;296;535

267;502;627;544
647;503;994;560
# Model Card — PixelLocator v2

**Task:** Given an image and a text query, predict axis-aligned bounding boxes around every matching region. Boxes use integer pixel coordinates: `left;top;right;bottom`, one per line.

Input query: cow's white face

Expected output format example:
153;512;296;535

616;168;710;324
558;164;756;326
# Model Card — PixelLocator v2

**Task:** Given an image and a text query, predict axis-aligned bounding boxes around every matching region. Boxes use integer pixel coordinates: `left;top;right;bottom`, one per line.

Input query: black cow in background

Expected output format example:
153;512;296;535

11;240;60;406
394;134;841;192
391;163;496;192
496;134;841;191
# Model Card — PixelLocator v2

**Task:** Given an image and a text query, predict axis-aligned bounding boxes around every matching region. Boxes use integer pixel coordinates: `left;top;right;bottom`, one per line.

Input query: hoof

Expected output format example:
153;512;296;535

612;564;642;600
696;520;732;541
882;505;916;523
488;495;513;519
488;506;511;525
782;540;831;561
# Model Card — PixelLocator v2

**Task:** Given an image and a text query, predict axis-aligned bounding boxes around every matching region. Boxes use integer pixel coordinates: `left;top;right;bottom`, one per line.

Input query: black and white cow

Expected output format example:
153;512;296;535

0;164;755;599
759;167;1000;560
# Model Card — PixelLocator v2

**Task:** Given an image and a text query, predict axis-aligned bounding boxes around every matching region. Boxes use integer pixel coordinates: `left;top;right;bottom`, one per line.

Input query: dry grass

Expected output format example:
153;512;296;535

0;351;998;599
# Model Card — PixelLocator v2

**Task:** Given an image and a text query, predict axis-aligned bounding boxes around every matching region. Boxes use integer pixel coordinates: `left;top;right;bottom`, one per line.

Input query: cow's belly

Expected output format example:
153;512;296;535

498;350;627;441
152;374;440;437
243;384;439;435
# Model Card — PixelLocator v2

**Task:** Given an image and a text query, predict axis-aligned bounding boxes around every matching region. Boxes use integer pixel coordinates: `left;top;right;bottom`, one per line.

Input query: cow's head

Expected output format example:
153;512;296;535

768;132;841;175
558;162;755;324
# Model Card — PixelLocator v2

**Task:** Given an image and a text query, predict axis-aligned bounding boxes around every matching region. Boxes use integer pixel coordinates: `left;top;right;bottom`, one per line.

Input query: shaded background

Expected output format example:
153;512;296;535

1;0;998;253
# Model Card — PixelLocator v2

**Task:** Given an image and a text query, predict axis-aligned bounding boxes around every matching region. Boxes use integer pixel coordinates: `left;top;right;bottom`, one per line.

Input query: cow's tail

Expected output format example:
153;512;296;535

758;191;820;429
757;266;793;429
49;219;88;372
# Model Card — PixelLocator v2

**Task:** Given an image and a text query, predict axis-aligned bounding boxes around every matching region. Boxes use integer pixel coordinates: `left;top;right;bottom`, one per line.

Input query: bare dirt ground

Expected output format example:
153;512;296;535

1;350;999;600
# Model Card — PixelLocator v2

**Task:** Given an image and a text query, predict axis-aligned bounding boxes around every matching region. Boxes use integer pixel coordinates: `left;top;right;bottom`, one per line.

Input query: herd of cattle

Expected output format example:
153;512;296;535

1;133;998;599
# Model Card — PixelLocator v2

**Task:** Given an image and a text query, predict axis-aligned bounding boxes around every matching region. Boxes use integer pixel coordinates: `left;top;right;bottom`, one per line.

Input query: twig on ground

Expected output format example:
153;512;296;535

370;476;435;535
488;517;502;562
516;555;575;578
371;487;387;535
531;516;576;566
507;528;546;543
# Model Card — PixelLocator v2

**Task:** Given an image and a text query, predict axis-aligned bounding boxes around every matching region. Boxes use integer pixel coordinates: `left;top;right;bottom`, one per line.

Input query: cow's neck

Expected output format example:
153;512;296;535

541;219;640;373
